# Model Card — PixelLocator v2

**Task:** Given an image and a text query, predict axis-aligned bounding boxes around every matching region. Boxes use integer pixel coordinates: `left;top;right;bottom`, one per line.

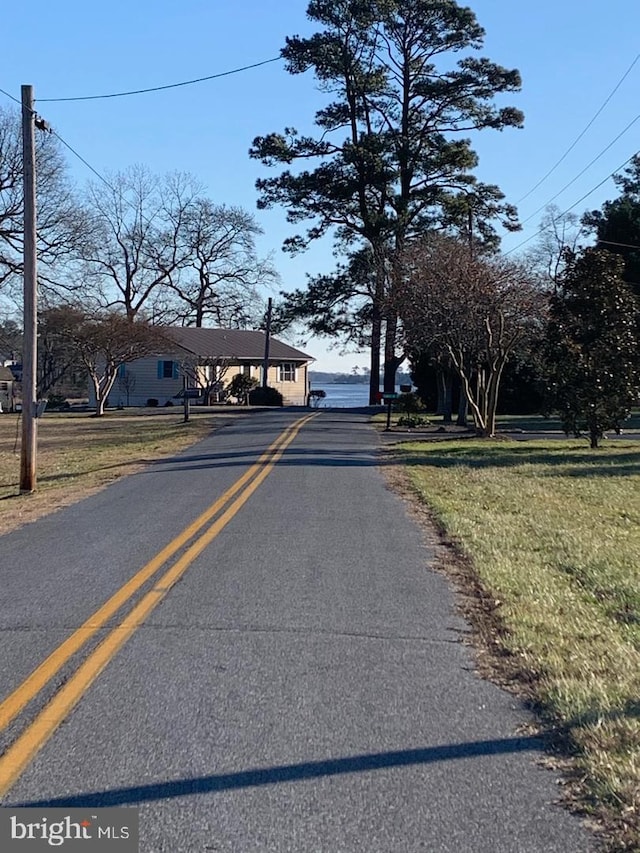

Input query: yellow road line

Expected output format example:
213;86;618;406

0;414;316;734
0;413;314;797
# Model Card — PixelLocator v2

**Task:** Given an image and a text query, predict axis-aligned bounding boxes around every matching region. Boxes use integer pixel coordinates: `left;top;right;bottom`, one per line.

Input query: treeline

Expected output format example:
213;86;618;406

0;102;280;415
251;1;640;443
2;0;640;443
309;370;412;385
0;106;276;332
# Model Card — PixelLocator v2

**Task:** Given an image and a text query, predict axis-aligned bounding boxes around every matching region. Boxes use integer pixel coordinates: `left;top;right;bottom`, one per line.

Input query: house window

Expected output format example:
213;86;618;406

242;364;252;377
278;363;297;382
157;360;179;379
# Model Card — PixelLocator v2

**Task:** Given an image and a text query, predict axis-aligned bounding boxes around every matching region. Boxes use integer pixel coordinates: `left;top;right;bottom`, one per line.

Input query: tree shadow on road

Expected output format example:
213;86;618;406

11;735;544;808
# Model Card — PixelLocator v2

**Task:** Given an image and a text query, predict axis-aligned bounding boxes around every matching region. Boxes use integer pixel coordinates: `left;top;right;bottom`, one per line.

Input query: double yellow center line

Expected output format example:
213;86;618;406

0;413;316;798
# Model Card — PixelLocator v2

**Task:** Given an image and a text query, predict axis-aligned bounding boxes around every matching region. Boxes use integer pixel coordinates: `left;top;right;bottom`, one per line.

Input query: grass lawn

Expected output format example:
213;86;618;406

374;408;640;435
496;410;640;433
0;407;247;537
394;437;640;851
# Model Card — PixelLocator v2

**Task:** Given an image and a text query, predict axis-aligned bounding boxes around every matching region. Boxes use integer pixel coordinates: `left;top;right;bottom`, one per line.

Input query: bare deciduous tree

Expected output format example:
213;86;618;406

80;166;201;321
0;318;22;360
45;306;171;415
38;308;84;397
171;200;277;328
526;205;587;288
178;353;233;405
0;106;87;303
399;236;544;437
117;369;136;407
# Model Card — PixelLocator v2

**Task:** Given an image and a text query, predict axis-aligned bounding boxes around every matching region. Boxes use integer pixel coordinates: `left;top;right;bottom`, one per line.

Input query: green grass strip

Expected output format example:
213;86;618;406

399;439;640;851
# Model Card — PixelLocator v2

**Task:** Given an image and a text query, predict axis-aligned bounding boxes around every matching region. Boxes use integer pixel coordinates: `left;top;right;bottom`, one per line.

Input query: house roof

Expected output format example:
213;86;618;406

0;366;14;382
164;327;313;363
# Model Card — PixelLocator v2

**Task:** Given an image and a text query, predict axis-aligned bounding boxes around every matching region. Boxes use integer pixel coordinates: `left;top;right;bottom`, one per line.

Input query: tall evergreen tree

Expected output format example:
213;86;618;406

271;248;377;353
583;155;640;299
250;0;522;402
544;249;640;448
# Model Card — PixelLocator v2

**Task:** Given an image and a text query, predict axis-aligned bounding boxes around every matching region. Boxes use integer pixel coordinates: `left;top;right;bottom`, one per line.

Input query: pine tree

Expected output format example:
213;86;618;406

250;0;522;402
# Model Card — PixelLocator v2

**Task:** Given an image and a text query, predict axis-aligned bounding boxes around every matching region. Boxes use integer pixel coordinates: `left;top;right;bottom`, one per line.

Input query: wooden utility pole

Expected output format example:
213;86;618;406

20;84;37;493
262;297;273;388
182;373;190;423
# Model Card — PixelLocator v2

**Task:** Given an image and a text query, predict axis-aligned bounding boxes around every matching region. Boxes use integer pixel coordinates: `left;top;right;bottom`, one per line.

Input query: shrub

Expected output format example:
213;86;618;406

46;394;69;411
227;373;260;405
146;398;159;407
397;413;429;428
248;385;283;406
394;391;425;415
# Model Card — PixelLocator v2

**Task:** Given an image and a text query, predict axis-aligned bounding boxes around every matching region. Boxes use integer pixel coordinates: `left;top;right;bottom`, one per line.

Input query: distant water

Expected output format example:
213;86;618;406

311;382;374;408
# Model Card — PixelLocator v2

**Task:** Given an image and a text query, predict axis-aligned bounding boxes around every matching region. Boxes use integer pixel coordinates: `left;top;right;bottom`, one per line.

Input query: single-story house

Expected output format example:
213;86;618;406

104;327;314;408
0;365;16;412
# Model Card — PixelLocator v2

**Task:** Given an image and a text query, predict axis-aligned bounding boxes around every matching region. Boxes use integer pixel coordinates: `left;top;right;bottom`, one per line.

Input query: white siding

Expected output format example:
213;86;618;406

108;357;182;408
0;382;11;411
91;356;311;408
268;364;309;406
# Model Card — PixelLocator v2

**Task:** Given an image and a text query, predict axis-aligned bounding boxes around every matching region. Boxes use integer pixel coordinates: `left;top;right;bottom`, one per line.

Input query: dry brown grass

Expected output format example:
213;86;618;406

386;438;640;852
0;407;249;537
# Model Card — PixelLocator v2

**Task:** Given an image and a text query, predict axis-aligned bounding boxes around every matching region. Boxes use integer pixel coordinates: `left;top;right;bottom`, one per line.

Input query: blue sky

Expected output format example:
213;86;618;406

2;0;639;371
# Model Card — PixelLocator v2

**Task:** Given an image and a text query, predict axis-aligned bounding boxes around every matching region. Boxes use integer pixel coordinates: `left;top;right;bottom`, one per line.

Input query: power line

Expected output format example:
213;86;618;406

520;110;640;225
0;89;41;121
597;238;640;251
51;130;114;189
51;128;185;240
3;84;197;236
1;84;113;187
504;151;639;256
517;52;640;204
37;57;281;103
0;86;39;120
0;86;21;107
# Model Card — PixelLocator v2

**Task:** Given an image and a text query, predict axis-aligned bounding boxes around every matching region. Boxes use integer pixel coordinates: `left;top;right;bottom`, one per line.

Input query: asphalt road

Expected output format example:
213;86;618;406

0;410;596;852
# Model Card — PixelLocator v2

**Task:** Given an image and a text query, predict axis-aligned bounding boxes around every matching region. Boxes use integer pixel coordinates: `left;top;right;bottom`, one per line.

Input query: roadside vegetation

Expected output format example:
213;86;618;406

394;436;640;851
0;408;238;537
375;409;640;435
